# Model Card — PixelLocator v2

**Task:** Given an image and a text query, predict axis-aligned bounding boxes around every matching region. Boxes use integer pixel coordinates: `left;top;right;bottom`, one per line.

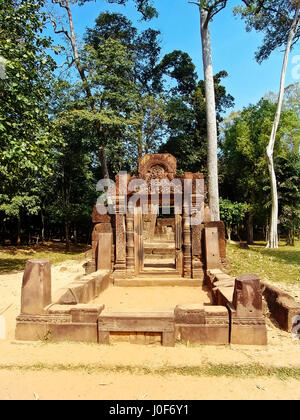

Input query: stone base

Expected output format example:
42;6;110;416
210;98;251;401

175;324;229;345
15;321;98;343
174;304;230;345
230;324;267;346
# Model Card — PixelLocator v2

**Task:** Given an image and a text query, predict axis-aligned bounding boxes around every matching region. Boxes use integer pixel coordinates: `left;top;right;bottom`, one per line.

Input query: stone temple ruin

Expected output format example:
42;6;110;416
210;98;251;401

17;152;291;347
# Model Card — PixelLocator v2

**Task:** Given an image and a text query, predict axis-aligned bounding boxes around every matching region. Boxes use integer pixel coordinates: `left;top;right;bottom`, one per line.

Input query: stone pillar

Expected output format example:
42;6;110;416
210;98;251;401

183;173;193;278
229;274;267;345
134;207;144;275
89;207;112;274
21;260;52;315
175;214;183;276
183;207;192;278
97;232;113;271
126;209;135;274
205;227;221;270
192;224;204;280
114;214;127;277
175;214;183;251
205;221;226;262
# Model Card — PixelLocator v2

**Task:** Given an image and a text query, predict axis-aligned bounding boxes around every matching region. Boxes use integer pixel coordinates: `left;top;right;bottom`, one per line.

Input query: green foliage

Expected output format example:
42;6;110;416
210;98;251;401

107;0;158;20
219;198;248;233
275;153;300;244
220;98;300;229
235;0;300;63
161;71;234;173
0;0;59;234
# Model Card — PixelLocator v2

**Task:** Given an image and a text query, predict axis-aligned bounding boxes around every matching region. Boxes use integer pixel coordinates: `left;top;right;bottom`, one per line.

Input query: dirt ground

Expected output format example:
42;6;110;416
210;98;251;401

92;286;211;311
0;259;300;400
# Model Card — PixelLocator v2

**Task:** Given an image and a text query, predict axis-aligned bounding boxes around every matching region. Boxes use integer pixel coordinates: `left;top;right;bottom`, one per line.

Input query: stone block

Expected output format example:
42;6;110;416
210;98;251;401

94;271;111;296
177;324;229;345
70;304;104;323
233;274;263;318
92;206;111;224
15;322;49;341
84;260;96;275
21;260;52;315
262;283;300;332
174;305;229;345
205;221;226;260
174;304;205;324
229;275;267;345
205;227;221;270
230;318;268;346
97;232;113;271
48;323;98;343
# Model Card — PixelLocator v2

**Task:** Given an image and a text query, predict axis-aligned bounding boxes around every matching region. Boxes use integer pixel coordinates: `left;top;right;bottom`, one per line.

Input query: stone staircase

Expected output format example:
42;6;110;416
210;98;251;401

114;239;201;287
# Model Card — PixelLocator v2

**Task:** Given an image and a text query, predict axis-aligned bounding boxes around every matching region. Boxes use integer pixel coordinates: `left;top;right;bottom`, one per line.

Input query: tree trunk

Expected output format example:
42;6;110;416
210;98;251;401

247;213;254;245
17;215;21;245
99;146;109;179
200;9;220;221
65;221;70;252
227;226;232;243
266;2;300;249
138;129;143;162
41;209;45;243
74;225;78;245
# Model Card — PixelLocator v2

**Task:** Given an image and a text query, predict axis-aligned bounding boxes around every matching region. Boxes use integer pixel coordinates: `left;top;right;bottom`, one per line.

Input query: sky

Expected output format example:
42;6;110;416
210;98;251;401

48;0;300;114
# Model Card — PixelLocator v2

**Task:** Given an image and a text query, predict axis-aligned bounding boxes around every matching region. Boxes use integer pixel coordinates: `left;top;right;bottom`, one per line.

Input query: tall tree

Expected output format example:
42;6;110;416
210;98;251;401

220;99;300;242
237;0;300;248
189;0;229;221
50;0;158;178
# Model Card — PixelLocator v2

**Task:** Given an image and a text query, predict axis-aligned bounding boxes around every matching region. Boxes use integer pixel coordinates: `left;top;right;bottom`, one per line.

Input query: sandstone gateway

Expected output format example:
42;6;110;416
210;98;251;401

17;153;296;346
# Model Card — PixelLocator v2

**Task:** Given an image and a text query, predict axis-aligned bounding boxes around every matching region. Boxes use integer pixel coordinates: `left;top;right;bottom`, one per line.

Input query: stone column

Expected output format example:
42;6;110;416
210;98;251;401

192;224;204;280
134;207;144;275
183;173;193;278
21;260;52;315
229;274;267;345
114;213;127;277
97;232;113;271
126;209;135;274
183;210;192;278
204;227;221;270
175;214;183;276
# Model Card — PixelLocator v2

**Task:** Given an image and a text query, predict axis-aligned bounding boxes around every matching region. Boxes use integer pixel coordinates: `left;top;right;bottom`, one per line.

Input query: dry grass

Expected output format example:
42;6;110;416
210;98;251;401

0;243;90;273
226;240;300;286
0;362;299;380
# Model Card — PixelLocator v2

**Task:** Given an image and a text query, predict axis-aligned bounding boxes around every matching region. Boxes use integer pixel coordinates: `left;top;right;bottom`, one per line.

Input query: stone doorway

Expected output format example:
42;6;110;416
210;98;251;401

143;205;177;275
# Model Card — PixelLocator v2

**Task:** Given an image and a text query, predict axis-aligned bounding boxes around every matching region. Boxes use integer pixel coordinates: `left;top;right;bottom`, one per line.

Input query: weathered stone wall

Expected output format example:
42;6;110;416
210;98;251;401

262;283;300;332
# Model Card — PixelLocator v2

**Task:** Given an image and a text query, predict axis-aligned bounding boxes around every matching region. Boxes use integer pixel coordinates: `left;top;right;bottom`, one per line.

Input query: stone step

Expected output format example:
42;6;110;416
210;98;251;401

144;260;176;269
144;248;176;255
144;254;175;260
141;267;179;274
114;278;202;287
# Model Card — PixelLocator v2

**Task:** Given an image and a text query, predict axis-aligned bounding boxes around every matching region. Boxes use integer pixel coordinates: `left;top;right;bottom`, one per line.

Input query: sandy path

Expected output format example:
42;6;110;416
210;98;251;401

0;370;299;400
